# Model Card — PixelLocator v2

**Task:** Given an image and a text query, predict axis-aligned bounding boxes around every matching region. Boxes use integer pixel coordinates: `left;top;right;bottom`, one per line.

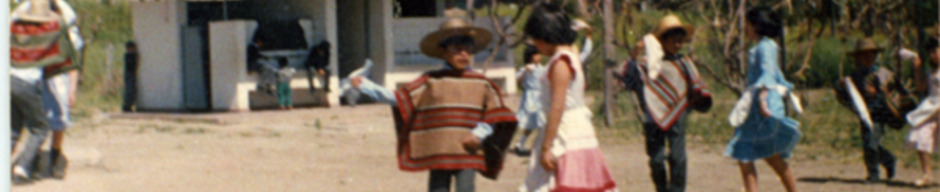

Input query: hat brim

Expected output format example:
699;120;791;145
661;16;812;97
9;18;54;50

655;25;696;42
847;48;885;56
420;27;493;59
13;10;60;23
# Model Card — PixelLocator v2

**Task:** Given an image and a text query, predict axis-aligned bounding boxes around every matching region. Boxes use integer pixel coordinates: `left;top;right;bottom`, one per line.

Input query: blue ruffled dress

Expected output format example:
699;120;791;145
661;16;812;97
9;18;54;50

725;38;802;162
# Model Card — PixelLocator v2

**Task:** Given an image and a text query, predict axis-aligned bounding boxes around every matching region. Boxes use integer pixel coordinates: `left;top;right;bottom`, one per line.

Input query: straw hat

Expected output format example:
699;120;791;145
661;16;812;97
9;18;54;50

847;38;885;56
14;0;60;23
654;14;695;41
419;18;493;59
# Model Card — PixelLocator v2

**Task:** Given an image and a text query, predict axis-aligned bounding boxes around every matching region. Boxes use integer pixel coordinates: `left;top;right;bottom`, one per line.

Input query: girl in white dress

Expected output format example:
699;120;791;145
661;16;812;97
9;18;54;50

519;3;617;192
906;36;940;187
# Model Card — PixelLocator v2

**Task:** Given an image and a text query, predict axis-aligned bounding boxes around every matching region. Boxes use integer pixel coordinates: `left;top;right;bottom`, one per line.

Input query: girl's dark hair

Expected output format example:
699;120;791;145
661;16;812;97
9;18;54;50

746;6;783;38
927;36;939;52
524;2;577;45
316;41;331;50
660;28;688;42
523;44;540;64
278;57;289;68
125;41;137;48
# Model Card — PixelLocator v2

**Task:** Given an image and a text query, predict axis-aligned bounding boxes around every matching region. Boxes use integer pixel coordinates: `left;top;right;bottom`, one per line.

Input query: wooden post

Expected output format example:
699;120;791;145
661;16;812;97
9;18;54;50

602;0;614;127
467;0;475;20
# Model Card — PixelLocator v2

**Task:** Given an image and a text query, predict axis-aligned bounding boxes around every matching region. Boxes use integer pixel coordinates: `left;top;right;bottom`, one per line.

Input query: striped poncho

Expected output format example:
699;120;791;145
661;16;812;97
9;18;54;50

10;18;78;76
391;69;517;179
620;56;712;131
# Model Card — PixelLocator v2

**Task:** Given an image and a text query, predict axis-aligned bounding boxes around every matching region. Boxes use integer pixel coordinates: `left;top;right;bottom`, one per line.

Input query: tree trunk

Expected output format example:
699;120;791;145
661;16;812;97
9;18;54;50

602;0;614;127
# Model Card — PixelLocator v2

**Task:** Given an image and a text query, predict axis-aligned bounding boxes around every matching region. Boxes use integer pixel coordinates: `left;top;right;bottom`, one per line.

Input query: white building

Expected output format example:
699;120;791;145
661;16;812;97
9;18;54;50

131;0;517;112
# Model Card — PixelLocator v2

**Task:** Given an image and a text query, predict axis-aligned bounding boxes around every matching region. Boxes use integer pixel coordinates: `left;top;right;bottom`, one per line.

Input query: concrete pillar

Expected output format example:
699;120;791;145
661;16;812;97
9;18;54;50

324;0;340;107
131;0;187;111
370;0;394;86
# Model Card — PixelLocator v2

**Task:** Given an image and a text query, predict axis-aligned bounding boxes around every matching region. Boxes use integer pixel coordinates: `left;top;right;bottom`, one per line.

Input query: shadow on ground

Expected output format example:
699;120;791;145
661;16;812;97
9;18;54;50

799;177;939;190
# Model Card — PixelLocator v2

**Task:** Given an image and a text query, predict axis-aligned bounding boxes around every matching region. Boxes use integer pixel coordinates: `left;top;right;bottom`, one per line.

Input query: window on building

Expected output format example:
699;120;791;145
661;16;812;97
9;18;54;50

394;0;439;17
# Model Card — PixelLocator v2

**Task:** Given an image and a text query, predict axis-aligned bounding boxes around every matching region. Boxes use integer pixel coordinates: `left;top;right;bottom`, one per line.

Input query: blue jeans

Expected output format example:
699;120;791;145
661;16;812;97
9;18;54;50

428;169;475;192
644;114;688;192
861;122;896;178
11;76;49;172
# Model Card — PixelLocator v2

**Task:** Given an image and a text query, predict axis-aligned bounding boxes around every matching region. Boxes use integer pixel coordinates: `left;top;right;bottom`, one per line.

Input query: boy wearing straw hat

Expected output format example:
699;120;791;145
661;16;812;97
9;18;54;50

618;14;712;192
9;0;79;184
351;18;517;192
833;37;903;182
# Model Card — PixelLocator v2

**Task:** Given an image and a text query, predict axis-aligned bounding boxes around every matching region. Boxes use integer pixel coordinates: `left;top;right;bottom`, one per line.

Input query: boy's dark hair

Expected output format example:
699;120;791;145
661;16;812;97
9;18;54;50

278;58;289;68
524;2;577;45
660;28;689;42
745;6;783;38
524;44;540;64
927;36;939;52
317;41;331;50
125;41;137;48
438;35;475;49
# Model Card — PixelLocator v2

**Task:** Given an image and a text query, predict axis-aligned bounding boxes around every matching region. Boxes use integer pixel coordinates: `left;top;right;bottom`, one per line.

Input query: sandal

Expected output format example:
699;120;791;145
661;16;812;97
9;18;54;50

915;176;933;187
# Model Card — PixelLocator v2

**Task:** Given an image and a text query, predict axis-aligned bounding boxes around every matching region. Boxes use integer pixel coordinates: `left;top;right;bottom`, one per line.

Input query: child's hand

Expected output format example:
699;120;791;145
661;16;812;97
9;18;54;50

461;135;481;152
351;77;363;89
759;89;773;117
318;69;326;76
864;84;877;96
540;149;556;172
631;41;645;59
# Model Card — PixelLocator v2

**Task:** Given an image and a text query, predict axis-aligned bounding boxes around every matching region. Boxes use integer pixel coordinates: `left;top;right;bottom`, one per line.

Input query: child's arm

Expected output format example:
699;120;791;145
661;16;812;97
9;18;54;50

579;36;593;62
68;69;79;107
540;56;574;172
352;77;397;105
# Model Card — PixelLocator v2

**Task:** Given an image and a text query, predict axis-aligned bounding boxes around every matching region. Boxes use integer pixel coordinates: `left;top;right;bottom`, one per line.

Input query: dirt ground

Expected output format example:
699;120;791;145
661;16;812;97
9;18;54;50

10;97;940;192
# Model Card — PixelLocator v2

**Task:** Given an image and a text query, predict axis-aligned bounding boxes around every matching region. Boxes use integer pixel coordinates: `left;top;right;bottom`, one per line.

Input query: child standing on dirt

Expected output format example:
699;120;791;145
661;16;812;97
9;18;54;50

351;18;518;192
513;45;545;156
617;14;712;192
906;36;940;187
725;7;801;192
519;3;617;191
276;58;295;110
833;37;904;183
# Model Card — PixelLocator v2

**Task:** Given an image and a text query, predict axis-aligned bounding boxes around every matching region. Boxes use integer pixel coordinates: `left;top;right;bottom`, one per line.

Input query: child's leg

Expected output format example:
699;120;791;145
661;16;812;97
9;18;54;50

766;155;798;192
738;161;758;192
428;170;454;192
453;169;475;192
666;122;688;191
516;129;533;149
286;87;293;108
643;123;669;192
917;151;933;185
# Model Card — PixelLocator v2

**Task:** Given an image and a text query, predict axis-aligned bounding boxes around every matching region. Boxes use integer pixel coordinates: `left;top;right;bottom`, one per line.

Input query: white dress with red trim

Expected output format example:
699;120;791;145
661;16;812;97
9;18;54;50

520;50;617;192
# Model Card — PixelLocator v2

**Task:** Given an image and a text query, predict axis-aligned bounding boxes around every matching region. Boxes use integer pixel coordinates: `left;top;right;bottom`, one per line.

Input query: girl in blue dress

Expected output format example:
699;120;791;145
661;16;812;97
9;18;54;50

726;7;802;192
513;45;546;155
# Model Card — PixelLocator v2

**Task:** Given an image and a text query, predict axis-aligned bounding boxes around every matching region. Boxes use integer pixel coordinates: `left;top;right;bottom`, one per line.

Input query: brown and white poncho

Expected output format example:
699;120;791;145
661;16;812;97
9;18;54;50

391;69;517;179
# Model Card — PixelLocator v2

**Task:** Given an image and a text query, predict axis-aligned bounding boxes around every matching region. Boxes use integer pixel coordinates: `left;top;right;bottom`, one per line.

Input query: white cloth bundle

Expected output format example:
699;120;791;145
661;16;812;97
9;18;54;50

728;85;804;127
642;34;664;80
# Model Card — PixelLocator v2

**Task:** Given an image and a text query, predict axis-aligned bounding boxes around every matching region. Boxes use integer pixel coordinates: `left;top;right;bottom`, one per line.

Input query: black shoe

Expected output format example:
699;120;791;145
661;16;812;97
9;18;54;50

515;149;532;157
12;166;34;185
50;152;67;180
885;161;897;180
865;175;880;184
12;174;33;185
